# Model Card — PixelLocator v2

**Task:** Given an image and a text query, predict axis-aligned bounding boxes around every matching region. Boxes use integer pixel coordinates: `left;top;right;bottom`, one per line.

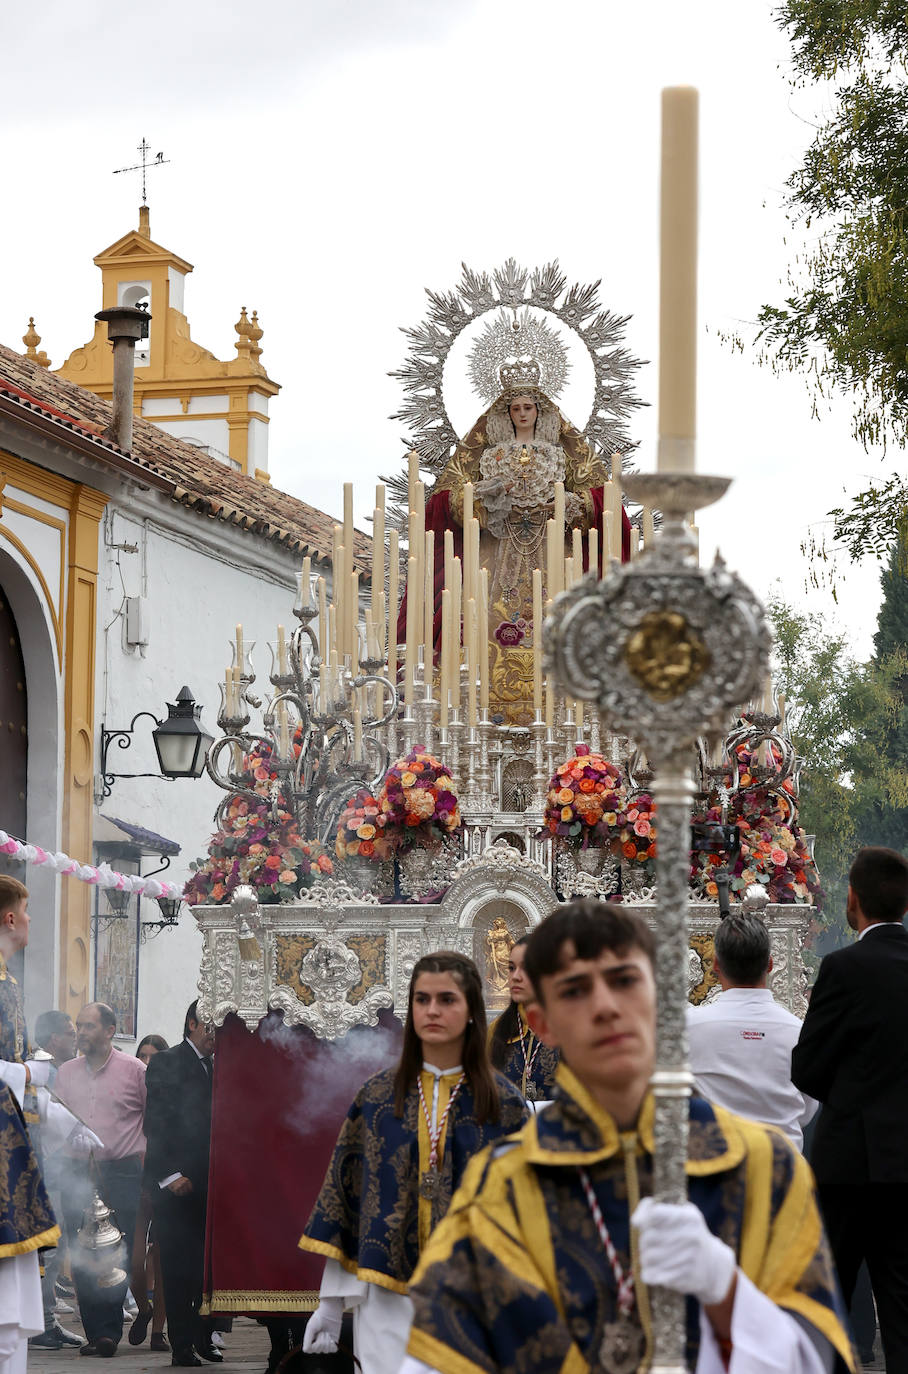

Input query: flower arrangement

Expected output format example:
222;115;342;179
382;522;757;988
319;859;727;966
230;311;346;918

377;747;461;854
541;745;657;861
689;741;823;908
183;736;333;906
335;788;394;862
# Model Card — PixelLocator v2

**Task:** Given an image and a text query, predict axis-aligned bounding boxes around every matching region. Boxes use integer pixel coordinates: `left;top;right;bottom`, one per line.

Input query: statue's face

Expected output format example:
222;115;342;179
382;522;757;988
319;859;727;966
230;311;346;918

509;395;537;434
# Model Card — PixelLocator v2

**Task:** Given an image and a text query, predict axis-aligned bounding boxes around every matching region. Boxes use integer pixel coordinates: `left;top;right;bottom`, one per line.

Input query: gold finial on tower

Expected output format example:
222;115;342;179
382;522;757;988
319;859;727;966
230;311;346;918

248;310;264;360
234;307;252;361
22;318;51;368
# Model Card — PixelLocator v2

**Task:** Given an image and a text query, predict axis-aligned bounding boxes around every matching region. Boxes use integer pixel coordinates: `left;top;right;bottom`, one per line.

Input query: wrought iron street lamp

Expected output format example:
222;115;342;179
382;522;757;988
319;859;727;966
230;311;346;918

99;686;213;799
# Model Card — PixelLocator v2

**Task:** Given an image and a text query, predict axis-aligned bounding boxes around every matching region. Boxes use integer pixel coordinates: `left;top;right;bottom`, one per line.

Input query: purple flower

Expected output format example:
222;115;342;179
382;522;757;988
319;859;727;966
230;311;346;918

494;620;525;648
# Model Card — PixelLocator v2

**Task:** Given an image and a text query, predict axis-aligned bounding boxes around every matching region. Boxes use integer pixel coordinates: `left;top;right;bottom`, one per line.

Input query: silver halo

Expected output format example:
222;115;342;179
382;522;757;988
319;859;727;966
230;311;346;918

389;258;647;475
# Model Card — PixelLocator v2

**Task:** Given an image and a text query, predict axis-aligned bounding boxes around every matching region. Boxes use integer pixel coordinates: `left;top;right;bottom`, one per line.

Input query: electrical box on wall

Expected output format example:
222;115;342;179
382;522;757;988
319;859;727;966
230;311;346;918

125;596;149;647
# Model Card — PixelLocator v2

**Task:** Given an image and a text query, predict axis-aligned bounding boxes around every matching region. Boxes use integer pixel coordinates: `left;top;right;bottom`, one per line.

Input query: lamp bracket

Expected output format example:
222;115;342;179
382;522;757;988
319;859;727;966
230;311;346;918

99;711;163;800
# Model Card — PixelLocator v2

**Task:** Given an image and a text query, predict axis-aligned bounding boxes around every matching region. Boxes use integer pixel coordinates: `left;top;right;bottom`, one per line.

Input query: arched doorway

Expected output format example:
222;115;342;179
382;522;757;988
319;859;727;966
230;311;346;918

0;583;27;981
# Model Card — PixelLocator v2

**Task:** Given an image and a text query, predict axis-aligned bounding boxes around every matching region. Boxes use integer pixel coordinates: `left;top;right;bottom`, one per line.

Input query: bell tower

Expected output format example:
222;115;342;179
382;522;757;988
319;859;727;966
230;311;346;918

55;207;280;480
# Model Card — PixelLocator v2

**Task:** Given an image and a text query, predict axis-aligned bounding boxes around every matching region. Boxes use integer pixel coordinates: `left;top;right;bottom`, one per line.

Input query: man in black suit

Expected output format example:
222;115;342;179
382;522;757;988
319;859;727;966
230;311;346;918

792;844;908;1369
144;1002;218;1368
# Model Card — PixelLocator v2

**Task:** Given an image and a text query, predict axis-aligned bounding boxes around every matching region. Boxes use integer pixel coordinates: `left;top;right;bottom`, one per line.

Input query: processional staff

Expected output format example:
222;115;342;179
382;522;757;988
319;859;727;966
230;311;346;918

543;88;771;1372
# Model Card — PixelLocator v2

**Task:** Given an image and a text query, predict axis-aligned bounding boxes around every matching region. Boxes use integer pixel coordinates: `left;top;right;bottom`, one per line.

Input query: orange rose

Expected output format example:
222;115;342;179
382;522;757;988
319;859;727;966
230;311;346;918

578;778;596;793
557;788;574;805
279;869;296;883
561;806;574;822
359;840;375;857
623;841;637;859
316;854;333;873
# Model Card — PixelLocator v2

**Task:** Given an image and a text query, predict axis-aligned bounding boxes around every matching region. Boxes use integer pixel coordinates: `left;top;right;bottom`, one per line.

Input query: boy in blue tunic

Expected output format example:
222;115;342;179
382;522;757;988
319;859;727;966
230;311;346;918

405;901;854;1374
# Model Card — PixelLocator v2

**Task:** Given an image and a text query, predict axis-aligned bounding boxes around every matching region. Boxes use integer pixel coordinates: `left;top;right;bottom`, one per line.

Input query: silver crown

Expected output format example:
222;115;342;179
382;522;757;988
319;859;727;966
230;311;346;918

499;359;541;393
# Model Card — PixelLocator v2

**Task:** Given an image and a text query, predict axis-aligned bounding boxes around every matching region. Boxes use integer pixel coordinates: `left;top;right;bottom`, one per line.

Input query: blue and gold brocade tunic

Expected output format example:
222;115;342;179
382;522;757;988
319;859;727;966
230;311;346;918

299;1065;527;1294
407;1064;855;1374
0;955;58;1256
492;1008;559;1102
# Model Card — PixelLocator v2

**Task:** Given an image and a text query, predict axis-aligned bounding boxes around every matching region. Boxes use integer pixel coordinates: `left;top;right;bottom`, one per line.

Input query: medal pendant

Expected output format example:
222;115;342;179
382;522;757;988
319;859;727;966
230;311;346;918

525;1083;539;1102
419;1169;441;1202
598;1314;645;1374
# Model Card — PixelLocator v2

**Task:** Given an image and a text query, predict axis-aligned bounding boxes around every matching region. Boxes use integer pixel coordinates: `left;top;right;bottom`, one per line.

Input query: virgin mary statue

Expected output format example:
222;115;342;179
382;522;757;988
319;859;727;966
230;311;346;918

399;357;631;727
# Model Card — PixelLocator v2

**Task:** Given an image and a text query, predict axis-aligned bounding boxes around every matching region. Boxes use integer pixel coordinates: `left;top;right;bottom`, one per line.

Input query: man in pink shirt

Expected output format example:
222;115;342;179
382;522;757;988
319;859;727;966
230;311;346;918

55;1003;147;1358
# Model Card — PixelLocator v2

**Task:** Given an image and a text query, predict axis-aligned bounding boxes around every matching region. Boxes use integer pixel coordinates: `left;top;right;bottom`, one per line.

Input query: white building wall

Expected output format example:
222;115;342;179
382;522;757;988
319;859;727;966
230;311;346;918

247;416;269;472
154;417;231;456
95;494;314;1047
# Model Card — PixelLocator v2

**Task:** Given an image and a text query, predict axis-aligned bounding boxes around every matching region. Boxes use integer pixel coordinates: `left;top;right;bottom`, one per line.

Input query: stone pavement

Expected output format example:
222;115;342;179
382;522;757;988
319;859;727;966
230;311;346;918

27;1311;269;1374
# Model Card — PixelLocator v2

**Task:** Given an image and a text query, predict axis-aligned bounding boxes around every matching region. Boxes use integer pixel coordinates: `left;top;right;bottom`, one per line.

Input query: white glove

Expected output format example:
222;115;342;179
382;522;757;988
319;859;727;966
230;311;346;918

67;1125;105;1158
302;1298;344;1355
632;1198;737;1307
25;1060;51;1088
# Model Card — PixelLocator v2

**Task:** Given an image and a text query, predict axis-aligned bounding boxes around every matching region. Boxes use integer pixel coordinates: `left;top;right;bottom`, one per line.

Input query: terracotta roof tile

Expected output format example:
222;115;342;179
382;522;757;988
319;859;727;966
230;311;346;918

0;343;371;573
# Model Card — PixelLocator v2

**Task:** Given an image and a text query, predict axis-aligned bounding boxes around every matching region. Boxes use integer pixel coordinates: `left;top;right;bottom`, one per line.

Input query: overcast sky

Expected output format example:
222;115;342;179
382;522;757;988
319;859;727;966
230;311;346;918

2;0;900;661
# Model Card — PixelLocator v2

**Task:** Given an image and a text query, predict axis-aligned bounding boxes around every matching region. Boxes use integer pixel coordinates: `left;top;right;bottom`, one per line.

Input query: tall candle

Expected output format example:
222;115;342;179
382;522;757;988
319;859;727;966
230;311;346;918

404;555;417;706
349;570;359;672
328;603;337;661
588;527;599;577
408;451;420;511
298;555;312;611
546;517;560;600
602;509;614;564
423;529;435;684
343;482;354;608
277;700;290;759
564;555;574;589
277;624;287;674
235;624;244;672
440;588;452;728
553;482;565;535
466;597;478;726
479;567;490;712
463;482;474;609
658;86;699;472
469;518;480;614
450;556;462;711
224;666;234;716
444;529;454;596
532;569;543;713
371;499;384;615
376;591;386;662
643;507;655;549
572;527;583;577
388;529;400;680
334;540;346;656
318;576;327;657
611;452;622;484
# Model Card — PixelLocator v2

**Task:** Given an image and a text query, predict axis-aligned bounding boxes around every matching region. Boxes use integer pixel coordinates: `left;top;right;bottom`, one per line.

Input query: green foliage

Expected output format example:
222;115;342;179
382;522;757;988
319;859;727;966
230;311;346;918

746;4;908;562
767;594;908;940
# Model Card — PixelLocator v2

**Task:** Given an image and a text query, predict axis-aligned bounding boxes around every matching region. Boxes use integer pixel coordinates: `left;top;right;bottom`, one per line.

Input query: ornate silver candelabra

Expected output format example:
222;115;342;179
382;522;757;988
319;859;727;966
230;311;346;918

206;602;398;846
545;470;771;1373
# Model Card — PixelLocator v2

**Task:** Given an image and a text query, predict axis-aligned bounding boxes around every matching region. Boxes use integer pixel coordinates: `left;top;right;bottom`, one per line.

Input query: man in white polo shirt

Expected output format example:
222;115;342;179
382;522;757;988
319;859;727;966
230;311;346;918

687;909;817;1150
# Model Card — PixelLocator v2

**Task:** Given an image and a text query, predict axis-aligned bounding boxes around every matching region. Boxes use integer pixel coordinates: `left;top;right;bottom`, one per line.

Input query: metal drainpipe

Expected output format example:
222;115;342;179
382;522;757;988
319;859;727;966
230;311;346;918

94;305;150;452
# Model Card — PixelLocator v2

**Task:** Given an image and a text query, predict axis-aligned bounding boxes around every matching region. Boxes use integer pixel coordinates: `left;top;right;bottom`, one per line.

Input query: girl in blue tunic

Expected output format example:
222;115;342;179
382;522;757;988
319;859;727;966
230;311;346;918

489;935;559;1105
299;950;527;1374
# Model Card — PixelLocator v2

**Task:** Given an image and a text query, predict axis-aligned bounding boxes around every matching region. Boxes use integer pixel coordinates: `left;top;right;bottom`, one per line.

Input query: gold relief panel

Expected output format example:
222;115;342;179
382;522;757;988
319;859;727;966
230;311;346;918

471;900;530;1014
273;935;316;1005
272;933;387;1007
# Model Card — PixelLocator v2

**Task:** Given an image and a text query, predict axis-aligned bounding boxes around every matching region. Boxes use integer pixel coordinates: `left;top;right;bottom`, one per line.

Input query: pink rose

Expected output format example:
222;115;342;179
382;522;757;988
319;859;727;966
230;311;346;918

634;819;651;837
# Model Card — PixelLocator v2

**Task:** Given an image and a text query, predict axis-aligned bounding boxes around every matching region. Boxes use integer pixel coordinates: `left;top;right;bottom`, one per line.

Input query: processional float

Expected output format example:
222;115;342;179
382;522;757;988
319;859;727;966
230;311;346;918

191;91;812;1366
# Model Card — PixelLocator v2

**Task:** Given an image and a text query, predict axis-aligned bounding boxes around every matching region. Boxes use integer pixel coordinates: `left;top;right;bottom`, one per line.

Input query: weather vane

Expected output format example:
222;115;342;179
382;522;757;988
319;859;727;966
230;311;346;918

113;138;170;204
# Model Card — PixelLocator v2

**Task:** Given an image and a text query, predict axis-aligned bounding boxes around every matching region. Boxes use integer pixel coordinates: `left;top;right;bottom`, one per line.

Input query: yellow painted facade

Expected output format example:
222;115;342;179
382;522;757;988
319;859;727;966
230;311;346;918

56;207;279;478
0;454;106;1014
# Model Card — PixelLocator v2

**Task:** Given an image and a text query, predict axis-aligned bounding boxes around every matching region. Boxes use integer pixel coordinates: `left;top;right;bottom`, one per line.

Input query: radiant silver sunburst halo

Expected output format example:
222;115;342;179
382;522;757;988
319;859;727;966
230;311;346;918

388;258;647;476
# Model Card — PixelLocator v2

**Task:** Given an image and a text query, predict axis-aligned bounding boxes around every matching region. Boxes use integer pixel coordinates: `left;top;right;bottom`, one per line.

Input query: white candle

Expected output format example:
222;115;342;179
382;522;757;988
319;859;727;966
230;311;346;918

463;482;474;610
235;624;244;672
479;566;489;712
643;506;655;549
424;528;435;680
440;588;452;728
532;569;543;714
371;499;384;615
572;527;583;577
388;529;399;681
588;527;599;577
404;555;417;706
466;597;478;726
658;86;699;473
450;555;462;711
318;577;327;658
277;625;287;675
